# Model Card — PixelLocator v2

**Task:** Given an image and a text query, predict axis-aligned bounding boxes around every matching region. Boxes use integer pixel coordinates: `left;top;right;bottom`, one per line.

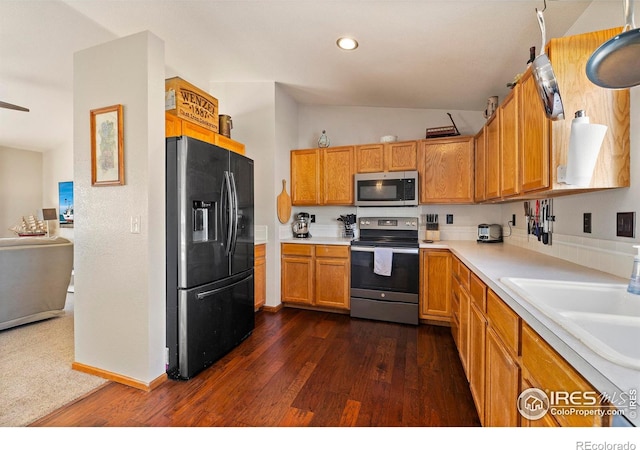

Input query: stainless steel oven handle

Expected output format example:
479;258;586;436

350;246;419;255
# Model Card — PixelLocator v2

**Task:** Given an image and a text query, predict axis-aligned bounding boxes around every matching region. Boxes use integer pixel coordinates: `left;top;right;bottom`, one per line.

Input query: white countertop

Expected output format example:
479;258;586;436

424;240;638;426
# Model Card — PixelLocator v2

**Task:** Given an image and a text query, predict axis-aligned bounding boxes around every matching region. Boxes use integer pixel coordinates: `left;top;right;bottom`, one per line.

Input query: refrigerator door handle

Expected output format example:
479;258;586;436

196;274;254;300
229;171;239;255
223;171;234;255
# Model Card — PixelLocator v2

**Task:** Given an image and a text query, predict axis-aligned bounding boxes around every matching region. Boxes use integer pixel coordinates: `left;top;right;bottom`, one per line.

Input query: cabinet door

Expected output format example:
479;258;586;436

468;301;487;424
385;141;417;171
500;88;520;198
323;146;354;205
485;114;501;200
519;69;550;193
485;328;520;427
315;257;350;310
419;136;474;203
458;284;470;376
281;256;314;305
291;149;322;205
474;127;486;202
356;144;385;173
419;250;452;320
254;244;266;310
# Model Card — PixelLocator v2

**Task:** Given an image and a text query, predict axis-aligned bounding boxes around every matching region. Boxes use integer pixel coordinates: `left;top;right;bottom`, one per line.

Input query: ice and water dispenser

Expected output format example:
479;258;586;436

192;200;216;242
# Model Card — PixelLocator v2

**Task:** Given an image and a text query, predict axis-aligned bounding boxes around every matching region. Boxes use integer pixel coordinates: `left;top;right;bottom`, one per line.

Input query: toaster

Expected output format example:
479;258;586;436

477;224;503;243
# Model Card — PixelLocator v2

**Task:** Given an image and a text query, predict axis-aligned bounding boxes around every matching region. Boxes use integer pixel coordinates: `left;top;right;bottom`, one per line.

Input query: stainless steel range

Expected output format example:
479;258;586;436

350;217;419;325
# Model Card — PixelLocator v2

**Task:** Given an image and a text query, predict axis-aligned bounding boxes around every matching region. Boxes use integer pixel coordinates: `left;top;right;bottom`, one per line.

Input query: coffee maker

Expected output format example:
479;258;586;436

292;212;312;238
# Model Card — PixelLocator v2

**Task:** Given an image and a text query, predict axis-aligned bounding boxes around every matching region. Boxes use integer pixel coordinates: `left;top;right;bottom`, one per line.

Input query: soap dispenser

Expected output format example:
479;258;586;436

628;245;640;295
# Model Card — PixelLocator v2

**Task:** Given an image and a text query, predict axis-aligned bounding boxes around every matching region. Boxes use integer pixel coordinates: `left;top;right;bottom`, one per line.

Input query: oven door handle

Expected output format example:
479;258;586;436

350;246;419;255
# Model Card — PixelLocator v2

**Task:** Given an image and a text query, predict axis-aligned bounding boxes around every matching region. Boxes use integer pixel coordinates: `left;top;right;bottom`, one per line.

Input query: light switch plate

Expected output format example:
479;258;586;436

616;212;635;238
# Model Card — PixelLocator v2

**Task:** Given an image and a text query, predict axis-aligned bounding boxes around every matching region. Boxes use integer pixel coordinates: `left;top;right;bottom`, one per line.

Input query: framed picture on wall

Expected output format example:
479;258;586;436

90;104;124;186
58;181;74;225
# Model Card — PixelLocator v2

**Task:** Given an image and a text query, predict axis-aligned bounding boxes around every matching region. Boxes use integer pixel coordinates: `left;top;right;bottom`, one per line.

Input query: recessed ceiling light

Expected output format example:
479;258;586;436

336;37;358;51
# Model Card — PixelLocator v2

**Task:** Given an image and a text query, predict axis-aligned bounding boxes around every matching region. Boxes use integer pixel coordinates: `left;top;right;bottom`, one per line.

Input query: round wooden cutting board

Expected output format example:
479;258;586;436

277;179;291;224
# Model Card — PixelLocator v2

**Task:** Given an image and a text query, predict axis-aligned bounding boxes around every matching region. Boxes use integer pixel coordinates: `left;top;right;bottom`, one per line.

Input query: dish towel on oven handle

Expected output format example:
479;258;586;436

373;247;393;276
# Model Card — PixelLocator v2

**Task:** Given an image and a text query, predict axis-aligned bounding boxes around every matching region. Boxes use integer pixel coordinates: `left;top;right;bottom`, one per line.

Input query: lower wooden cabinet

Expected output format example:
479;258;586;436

315;245;350;310
254;244;266;311
281;243;314;305
419;249;452;322
521;323;612;427
451;259;615;428
281;243;350;311
468;300;487;423
485;326;520;426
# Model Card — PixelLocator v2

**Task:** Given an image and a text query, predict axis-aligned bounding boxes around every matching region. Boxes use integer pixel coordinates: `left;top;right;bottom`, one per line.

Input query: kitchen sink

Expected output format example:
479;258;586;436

500;277;640;370
558;311;640;369
500;278;640;316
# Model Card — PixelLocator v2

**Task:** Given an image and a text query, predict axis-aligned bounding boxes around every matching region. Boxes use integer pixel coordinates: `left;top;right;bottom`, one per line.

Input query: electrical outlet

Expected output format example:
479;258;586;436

511;214;516;226
310;214;316;223
446;214;453;224
583;213;592;234
616;212;635;238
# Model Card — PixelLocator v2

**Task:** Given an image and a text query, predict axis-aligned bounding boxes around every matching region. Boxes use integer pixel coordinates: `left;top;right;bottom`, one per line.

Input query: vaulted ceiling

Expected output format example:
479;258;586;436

0;1;611;152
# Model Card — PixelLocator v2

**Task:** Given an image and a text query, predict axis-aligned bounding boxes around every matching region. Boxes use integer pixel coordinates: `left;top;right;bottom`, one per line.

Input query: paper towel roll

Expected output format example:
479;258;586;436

565;113;607;187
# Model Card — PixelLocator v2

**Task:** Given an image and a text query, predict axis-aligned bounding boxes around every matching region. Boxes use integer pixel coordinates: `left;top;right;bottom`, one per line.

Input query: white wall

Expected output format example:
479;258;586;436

0;146;43;237
297;105;486;149
210;81;286;307
73;31;166;385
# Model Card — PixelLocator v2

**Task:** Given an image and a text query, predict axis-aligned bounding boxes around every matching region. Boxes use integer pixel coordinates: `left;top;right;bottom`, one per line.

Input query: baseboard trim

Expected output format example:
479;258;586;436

72;362;167;392
261;303;284;313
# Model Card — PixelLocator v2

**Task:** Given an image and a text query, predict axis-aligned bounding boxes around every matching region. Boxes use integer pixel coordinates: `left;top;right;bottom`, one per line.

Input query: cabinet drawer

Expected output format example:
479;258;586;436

255;243;266;258
486;290;519;356
452;256;460;280
458;262;470;290
470;272;486;312
521;324;610;427
281;243;314;257
315;245;349;259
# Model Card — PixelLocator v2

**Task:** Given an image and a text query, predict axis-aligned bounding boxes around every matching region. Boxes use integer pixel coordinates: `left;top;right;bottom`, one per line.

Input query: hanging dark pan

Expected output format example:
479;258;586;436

532;7;565;121
586;0;640;89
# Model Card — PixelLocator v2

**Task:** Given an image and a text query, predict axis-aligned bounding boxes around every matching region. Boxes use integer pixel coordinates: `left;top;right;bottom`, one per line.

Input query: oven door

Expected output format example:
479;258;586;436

350;246;419;303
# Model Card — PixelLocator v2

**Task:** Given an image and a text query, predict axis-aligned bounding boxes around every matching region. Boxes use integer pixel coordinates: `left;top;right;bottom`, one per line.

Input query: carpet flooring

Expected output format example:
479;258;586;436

0;293;107;426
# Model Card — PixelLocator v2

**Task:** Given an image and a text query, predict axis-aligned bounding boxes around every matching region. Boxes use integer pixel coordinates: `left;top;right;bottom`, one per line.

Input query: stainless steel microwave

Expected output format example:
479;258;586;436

354;171;418;206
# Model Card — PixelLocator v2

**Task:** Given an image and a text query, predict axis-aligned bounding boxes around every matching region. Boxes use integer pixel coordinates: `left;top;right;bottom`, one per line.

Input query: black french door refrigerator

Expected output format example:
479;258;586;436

166;136;254;380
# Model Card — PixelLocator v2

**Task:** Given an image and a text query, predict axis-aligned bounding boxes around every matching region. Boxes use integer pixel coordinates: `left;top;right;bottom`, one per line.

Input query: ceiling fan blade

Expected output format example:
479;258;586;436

0;101;29;112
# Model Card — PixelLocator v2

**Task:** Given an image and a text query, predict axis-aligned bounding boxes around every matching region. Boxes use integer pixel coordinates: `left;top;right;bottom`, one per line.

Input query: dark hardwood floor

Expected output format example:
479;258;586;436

31;308;480;427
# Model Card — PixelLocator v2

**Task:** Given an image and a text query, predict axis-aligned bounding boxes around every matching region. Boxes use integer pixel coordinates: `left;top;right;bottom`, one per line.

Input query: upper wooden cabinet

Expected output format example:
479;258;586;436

323;146;355;205
355;141;417;173
291;146;354;206
418;135;474;204
484;113;500;201
474;127;486;203
499;88;520;198
546;27;630;192
476;27;629;202
291;149;322;205
355;144;384;173
519;69;550;193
